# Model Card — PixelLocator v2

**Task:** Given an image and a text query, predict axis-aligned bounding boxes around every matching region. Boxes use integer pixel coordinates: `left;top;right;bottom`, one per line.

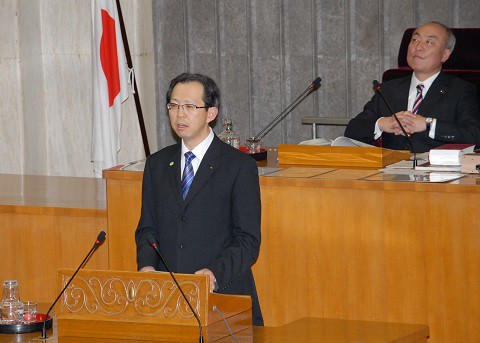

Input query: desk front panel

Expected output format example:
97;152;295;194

256;175;479;342
103;169;480;342
0;174;108;303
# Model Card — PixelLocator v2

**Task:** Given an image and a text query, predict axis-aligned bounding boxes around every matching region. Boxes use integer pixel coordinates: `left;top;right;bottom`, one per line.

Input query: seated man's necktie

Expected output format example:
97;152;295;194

412;84;425;114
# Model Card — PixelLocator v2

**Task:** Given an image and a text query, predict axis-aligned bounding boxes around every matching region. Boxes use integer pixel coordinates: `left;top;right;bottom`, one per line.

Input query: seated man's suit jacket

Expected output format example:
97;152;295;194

136;135;263;325
345;72;480;152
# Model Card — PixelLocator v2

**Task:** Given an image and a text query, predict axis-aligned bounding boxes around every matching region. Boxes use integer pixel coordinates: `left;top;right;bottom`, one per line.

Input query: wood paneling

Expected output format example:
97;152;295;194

254;175;480;342
103;170;142;271
1;171;472;341
277;145;411;168
0;174;108;303
103;168;480;342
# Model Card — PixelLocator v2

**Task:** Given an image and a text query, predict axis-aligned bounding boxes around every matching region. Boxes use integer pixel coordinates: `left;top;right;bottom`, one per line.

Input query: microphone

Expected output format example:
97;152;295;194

373;80;417;168
41;231;106;339
146;235;204;343
253;76;322;140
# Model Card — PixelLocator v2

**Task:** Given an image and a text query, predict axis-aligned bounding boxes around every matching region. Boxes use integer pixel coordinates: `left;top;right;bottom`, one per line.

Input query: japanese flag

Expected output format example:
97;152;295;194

91;0;129;177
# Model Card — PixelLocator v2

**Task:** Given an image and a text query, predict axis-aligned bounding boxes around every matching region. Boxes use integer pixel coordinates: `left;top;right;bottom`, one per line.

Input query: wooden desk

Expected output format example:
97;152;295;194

0;174;108;303
103;161;479;343
0;155;476;342
0;317;429;342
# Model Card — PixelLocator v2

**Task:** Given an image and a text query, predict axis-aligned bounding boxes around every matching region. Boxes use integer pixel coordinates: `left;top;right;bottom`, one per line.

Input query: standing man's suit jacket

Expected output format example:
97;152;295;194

136;135;263;325
345;72;480;152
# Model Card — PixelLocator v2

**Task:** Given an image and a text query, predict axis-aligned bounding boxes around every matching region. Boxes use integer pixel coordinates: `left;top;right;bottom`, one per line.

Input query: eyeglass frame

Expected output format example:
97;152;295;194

166;103;209;113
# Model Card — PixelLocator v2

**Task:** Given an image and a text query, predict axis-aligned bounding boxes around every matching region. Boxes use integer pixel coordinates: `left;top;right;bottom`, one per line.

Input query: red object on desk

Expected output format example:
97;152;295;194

239;146;268;161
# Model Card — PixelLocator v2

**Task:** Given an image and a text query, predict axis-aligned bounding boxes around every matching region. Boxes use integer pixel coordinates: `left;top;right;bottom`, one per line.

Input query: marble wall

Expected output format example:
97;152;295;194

0;0;156;177
152;0;480;148
1;1;479;176
1;0;24;174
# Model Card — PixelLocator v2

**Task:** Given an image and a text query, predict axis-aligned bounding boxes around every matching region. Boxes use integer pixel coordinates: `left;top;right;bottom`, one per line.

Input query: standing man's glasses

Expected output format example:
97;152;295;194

167;103;208;114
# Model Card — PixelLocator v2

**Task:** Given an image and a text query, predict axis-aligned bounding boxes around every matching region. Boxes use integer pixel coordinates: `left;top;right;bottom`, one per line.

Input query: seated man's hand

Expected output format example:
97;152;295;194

195;268;216;292
378;113;403;134
400;112;427;134
140;266;156;272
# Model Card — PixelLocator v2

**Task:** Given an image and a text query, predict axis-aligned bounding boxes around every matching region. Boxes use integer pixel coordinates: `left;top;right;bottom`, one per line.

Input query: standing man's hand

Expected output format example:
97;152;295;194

195;268;217;292
140;266;156;272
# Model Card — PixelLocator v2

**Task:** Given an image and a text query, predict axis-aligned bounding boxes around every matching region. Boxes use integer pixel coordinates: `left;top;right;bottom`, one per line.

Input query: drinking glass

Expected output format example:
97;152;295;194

2;280;21;303
245;137;261;154
23;301;37;323
0;302;23;324
1;280;24;324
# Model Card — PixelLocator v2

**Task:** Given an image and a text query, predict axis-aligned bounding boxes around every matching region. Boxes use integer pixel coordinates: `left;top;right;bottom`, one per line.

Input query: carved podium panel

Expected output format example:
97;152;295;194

56;269;252;342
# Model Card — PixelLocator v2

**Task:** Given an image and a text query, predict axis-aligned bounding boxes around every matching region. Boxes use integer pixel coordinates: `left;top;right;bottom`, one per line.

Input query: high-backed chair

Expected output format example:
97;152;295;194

382;28;480;104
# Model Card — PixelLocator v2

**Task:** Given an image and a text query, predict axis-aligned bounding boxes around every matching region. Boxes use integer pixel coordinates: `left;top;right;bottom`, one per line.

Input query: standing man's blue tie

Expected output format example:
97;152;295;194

181;151;196;199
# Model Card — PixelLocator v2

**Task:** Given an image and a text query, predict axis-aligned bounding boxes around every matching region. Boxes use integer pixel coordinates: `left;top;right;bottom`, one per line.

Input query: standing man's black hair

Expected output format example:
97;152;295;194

166;73;220;108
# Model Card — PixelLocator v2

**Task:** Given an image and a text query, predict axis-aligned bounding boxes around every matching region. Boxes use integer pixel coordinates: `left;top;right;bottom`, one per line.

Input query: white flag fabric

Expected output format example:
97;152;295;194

91;0;129;177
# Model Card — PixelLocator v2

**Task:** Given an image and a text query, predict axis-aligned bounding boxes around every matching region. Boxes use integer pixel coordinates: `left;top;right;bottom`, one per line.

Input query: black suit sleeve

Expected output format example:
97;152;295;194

206;157;261;290
434;82;480;144
344;92;383;144
135;158;160;270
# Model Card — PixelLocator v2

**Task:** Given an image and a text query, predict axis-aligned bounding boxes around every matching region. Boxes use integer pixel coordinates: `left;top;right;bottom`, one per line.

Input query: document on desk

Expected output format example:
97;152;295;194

384;152;429;170
263;167;335;178
362;171;464;183
120;159;146;171
258;167;284;176
299;136;374;147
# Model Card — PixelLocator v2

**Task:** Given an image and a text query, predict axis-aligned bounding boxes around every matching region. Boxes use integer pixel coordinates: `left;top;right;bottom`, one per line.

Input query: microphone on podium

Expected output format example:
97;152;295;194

41;231;106;339
146;235;204;343
373;80;417;168
252;77;322;141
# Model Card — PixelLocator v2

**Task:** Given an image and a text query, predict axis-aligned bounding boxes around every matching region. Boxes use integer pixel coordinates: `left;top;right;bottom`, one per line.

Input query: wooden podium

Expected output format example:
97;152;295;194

56;269;252;342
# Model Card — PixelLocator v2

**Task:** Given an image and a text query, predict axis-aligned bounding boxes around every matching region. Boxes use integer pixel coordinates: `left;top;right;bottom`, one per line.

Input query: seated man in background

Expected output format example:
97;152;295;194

345;21;480;153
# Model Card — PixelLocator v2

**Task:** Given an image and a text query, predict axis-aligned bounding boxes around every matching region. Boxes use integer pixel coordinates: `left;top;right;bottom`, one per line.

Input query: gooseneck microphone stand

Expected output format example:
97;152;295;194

41;231;106;339
373;80;418;168
253;77;322;140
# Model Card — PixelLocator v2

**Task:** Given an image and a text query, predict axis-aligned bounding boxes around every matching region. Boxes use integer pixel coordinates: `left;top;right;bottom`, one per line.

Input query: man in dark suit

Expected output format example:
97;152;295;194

135;73;263;325
345;22;480;152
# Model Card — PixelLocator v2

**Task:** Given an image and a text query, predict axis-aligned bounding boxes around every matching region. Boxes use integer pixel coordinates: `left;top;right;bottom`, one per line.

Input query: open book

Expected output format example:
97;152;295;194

299;136;374;147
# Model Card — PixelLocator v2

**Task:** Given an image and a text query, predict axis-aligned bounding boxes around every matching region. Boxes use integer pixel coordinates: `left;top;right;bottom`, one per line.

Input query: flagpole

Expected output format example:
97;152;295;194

115;0;151;157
